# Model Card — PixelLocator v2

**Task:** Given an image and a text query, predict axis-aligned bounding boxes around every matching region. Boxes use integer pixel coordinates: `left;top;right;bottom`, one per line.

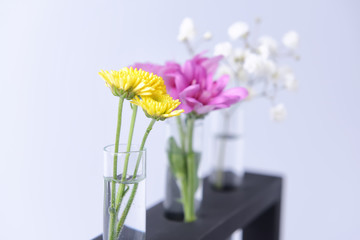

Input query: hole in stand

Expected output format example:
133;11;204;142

210;171;243;192
164;212;185;222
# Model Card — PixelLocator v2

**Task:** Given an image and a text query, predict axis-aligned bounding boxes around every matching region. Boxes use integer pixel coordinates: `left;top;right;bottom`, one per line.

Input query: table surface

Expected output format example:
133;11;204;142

94;171;283;240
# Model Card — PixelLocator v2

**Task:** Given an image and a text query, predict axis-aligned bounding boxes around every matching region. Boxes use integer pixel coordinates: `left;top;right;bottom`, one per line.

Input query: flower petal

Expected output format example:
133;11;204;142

194;105;216;115
179;84;200;99
210;74;229;96
208;88;248;106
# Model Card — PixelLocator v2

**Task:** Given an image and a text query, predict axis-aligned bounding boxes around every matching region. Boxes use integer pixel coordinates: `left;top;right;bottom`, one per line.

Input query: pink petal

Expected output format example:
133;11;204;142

131;63;162;75
174;73;191;92
224;87;249;100
191;52;223;76
185;97;201;105
179;85;200;99
182;60;195;81
207;95;233;106
163;75;176;90
210;75;229;96
185;97;205;114
196;66;207;83
208;87;248;107
181;97;202;113
178;102;193;113
163;61;182;73
168;88;180;100
201;55;223;76
194;105;216;115
177;85;201;113
198;90;212;103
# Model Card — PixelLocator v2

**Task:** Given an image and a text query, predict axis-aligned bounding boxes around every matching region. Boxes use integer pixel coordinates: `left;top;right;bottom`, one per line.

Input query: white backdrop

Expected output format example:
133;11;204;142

1;0;359;239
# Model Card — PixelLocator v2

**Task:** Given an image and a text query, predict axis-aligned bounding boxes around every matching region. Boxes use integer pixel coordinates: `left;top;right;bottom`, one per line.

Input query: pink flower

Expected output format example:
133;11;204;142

131;62;163;76
133;53;248;115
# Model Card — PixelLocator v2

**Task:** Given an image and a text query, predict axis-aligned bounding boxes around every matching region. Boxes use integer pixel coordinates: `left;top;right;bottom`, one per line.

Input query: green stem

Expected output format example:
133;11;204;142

187;116;194;152
115;104;138;213
123;104;138;178
115;119;156;237
116;183;139;237
184;115;196;222
108;97;125;240
132;119;156;177
176;116;186;152
179;177;190;220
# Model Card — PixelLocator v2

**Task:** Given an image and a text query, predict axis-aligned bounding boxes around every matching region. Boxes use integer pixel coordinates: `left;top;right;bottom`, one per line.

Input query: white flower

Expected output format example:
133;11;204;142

282;31;299;50
233;48;246;62
228;22;249;40
284;73;298;91
263;59;277;77
214;42;232;57
270;104;287;121
243;53;276;78
285;77;298;91
177;18;196;42
243;53;262;74
203;31;212;40
275;66;298;91
258;36;278;58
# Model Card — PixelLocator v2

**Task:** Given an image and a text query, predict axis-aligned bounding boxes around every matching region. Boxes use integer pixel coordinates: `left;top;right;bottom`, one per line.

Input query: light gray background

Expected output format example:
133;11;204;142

1;0;359;239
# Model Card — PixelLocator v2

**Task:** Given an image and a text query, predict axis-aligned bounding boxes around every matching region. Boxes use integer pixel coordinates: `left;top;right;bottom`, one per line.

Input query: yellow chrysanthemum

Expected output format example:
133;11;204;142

98;67;166;100
134;68;167;97
131;95;184;120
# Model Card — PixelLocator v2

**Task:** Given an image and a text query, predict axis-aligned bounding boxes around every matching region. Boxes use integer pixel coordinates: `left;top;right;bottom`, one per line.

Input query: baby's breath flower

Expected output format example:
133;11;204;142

178;18;196;42
131;95;184;121
233;48;247;62
99;67;166;100
203;31;212;40
282;31;299;50
214;42;232;57
284;75;298;91
270;104;287;122
258;36;278;58
228;21;249;40
243;53;276;77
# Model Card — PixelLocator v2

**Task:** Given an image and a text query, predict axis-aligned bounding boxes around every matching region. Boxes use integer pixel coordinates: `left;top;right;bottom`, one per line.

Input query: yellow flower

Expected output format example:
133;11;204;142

131;95;184;120
98;67;166;100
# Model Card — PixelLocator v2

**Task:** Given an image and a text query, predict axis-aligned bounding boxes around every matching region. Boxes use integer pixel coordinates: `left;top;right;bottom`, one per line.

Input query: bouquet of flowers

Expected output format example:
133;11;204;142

176;17;300;189
134;53;248;222
99;67;184;239
178;17;300;120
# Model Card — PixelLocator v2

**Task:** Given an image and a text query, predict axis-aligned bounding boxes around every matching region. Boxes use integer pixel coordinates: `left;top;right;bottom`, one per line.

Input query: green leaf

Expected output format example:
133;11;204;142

168;137;187;180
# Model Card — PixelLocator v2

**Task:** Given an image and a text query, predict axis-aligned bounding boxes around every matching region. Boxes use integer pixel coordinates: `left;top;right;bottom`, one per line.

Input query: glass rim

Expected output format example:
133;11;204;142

103;143;146;154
